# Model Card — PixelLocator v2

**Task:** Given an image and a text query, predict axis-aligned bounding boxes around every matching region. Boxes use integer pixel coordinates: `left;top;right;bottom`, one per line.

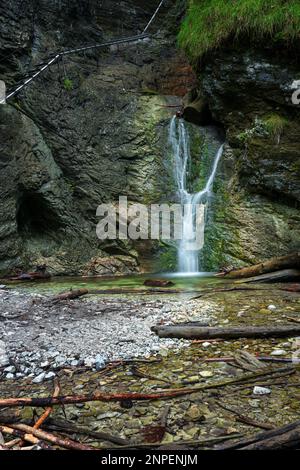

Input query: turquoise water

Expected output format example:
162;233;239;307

3;272;225;295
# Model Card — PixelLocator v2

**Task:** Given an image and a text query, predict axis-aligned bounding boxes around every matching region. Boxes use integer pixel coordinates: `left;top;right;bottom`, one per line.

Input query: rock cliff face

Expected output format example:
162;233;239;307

1;1;299;275
0;0;195;275
195;45;300;269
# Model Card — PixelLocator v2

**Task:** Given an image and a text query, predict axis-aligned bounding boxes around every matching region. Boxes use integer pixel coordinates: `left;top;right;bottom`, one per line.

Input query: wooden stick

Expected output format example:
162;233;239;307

8;424;97;451
0;425;50;448
0;366;294;408
216;420;300;450
33;380;60;429
216;403;274;430
45;418;130;446
117;434;243;449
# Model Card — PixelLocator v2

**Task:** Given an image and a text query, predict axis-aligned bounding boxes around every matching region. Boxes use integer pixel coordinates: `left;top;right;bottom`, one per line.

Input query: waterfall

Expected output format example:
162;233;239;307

169;116;224;274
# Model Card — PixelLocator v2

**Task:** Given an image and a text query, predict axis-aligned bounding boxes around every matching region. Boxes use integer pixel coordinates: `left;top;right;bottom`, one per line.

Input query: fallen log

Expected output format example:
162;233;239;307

218;252;300;279
52;288;89;302
151;324;300;340
0;366;294;408
235;269;300;284
216;420;300;450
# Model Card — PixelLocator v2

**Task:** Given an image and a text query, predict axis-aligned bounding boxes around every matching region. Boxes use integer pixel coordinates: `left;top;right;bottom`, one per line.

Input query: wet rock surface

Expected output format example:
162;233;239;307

0;0;196;276
197;46;300;270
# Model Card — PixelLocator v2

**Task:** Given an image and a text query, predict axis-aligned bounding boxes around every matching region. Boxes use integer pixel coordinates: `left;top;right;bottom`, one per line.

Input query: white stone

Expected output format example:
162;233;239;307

199;370;213;378
6;373;14;379
202;342;212;348
267;304;277;311
253;386;271;395
32;372;46;384
0;340;9;367
271;349;286;356
44;372;56;380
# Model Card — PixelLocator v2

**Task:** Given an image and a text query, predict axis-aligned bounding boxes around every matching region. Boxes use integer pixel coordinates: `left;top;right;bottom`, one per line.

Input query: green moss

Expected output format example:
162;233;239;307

178;0;300;62
263;113;289;142
63;78;74;91
237;114;289;146
156;243;177;272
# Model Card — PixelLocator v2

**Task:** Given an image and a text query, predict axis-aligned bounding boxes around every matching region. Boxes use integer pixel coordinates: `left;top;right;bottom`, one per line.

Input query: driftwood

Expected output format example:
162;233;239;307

144;279;174;287
0;366;294;408
217;252;300;279
216;403;274;431
45;418;130;446
152;324;300;340
235;269;300;284
52;289;89;301
217;420;300;450
33;380;60;430
0;425;51;449
7;423;96;451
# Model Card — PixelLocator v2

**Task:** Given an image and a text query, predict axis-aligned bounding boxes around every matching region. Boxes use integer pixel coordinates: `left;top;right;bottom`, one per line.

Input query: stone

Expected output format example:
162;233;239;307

271;349;287;356
0;340;9;367
186;405;206;421
32;372;46;383
44;372;56;380
267;305;277;311
4;365;15;373
199;370;214;378
95;354;106;371
253;386;271;395
6;373;14;379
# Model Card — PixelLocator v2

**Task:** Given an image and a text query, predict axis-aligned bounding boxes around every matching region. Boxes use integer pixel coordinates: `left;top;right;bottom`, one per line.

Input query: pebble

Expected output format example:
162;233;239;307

0;340;10;367
45;372;56;380
267;305;277;311
253;386;271;395
271;349;286;356
4;365;16;373
6;373;14;379
32;372;46;383
199;370;214;378
202;342;212;348
0;289;217;380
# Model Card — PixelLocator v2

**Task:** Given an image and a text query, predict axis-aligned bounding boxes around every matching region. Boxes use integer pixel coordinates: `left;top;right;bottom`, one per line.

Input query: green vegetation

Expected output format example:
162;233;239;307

178;0;300;61
263;113;288;141
63;78;74;91
237;114;288;144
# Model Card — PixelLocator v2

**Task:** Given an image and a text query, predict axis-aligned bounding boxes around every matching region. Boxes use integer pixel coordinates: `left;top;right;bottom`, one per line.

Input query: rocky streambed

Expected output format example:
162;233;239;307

0;285;218;383
0;279;300;449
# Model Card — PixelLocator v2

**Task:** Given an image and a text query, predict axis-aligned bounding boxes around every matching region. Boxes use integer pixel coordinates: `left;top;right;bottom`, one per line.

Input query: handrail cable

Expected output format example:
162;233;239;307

0;0;166;104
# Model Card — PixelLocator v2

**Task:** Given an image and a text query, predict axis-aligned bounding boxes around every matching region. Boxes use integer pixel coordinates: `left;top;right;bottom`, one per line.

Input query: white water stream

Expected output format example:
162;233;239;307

169;117;224;274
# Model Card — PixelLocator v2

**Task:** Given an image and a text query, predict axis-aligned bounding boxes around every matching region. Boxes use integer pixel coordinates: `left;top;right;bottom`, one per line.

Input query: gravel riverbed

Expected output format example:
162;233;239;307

0;286;218;383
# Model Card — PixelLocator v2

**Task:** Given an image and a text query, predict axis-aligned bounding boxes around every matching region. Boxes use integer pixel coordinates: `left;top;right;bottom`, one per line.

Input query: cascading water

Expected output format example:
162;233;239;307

169;116;224;274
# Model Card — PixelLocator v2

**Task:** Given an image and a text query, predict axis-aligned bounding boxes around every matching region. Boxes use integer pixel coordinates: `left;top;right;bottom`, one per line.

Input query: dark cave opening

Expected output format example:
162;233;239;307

17;193;61;236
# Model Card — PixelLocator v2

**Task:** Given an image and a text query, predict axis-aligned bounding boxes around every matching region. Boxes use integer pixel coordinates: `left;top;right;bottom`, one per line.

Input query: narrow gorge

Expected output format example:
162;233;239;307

0;0;300;455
